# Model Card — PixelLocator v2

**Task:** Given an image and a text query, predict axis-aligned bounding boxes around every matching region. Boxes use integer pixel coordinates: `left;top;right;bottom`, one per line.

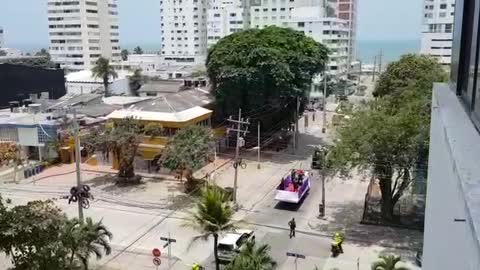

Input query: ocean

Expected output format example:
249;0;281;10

11;39;421;66
356;39;420;65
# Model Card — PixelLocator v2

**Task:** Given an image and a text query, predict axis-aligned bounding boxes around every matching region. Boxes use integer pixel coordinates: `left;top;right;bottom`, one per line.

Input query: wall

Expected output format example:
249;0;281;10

0;64;66;107
423;84;480;270
18;127;39;147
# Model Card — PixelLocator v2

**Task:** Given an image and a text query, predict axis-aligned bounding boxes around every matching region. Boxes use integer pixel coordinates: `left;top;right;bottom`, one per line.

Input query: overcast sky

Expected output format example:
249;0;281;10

0;0;422;49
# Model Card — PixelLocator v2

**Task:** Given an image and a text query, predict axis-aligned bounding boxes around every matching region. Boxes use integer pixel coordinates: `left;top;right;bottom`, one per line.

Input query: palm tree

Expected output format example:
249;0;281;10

128;69;145;96
62;217;113;270
226;240;277;270
371;255;410;270
91;57;118;97
185;186;237;270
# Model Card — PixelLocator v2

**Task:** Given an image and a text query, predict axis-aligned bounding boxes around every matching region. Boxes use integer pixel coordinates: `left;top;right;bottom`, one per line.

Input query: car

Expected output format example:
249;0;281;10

217;229;255;263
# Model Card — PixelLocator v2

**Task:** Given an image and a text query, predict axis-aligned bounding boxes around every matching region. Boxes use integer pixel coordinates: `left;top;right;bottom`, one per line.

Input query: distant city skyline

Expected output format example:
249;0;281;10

0;0;422;51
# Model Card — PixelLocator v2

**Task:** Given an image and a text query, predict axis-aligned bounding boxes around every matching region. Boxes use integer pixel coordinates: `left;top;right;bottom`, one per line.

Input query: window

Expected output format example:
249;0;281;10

439;12;446;18
272;8;277;11
445;23;453;33
230;13;236;17
440;4;447;9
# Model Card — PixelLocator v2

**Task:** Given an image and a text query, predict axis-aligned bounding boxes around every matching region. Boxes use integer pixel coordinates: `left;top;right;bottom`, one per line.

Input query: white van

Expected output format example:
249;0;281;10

217;229;255;262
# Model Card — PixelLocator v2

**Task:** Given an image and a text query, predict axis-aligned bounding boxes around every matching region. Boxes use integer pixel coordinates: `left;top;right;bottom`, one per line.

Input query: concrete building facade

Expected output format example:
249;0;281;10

206;0;247;47
329;0;357;61
420;0;455;66
423;0;480;269
47;0;121;72
289;7;349;77
160;0;208;64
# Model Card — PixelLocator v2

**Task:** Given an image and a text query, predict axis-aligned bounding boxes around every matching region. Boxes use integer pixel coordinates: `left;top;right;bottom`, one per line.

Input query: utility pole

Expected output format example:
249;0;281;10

293;96;300;154
320;147;326;217
357;60;362;93
227;109;249;206
322;71;327;134
257;122;261;169
378;49;383;74
372;55;377;82
72;108;84;222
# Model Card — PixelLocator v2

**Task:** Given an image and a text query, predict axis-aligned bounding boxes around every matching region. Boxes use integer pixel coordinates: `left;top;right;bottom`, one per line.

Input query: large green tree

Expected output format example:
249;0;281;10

207;26;328;126
91;57;118;97
185;186;237;270
373;54;447;98
225;241;277;270
133;46;143;55
0;198;112;270
120;49;129;61
161;125;212;189
84;118;161;182
328;55;446;221
128;69;146;96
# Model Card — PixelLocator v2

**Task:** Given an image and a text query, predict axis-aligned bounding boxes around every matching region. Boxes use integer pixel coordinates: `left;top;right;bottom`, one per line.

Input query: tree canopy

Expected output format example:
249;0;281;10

185;185;237;270
120;49;129;61
0;198;112;270
328;54;447;221
84;118;162;182
373;54;447;98
161;125;212;189
207;26;329;120
133;46;143;55
371;255;410;270
225;241;277;270
91;57;118;97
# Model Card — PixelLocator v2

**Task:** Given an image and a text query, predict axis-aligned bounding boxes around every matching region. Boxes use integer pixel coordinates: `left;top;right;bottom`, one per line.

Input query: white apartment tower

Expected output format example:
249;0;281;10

289;6;349;77
0;27;4;48
160;0;208;64
420;0;455;66
249;0;349;77
207;0;249;47
47;0;121;72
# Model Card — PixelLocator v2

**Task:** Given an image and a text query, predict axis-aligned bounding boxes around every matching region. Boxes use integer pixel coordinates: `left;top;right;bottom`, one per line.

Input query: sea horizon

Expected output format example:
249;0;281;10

6;39;420;66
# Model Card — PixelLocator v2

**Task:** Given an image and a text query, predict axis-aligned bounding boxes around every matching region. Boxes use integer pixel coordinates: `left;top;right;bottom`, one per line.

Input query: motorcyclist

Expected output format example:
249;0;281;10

331;232;344;254
192;263;203;270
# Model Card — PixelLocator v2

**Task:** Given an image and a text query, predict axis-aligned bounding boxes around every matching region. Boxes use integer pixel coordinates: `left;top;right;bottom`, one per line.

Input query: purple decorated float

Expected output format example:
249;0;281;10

275;169;311;203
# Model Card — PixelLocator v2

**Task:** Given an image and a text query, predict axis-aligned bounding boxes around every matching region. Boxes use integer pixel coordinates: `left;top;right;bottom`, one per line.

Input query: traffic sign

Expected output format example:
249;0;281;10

160;237;177;243
286;252;306;259
153;257;161;266
152;248;161;257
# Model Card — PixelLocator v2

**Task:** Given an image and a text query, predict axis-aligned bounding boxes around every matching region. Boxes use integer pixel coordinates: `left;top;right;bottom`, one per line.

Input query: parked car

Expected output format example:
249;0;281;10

217;229;255;263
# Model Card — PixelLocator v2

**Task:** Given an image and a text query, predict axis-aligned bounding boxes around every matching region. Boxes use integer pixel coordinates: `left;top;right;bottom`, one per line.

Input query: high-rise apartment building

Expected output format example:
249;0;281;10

160;0;208;64
47;0;121;72
0;27;4;48
329;0;357;61
289;7;349;76
206;0;248;47
249;1;349;77
420;0;455;66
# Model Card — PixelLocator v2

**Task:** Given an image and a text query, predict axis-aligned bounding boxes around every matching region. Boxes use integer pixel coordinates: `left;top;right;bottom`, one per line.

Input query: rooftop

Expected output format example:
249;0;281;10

107;106;212;123
102;96;152;106
131;88;213;113
48;93;102;110
65;70;130;82
137;80;184;95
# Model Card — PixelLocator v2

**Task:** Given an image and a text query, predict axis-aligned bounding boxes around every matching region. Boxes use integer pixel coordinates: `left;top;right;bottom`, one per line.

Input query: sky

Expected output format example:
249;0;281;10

0;0;422;51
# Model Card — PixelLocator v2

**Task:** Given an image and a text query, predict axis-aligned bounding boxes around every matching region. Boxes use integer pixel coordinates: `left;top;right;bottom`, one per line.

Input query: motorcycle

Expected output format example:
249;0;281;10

330;232;344;257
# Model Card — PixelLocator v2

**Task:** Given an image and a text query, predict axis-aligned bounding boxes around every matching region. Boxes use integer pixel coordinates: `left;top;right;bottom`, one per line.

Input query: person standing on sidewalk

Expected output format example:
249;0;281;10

288;218;296;238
